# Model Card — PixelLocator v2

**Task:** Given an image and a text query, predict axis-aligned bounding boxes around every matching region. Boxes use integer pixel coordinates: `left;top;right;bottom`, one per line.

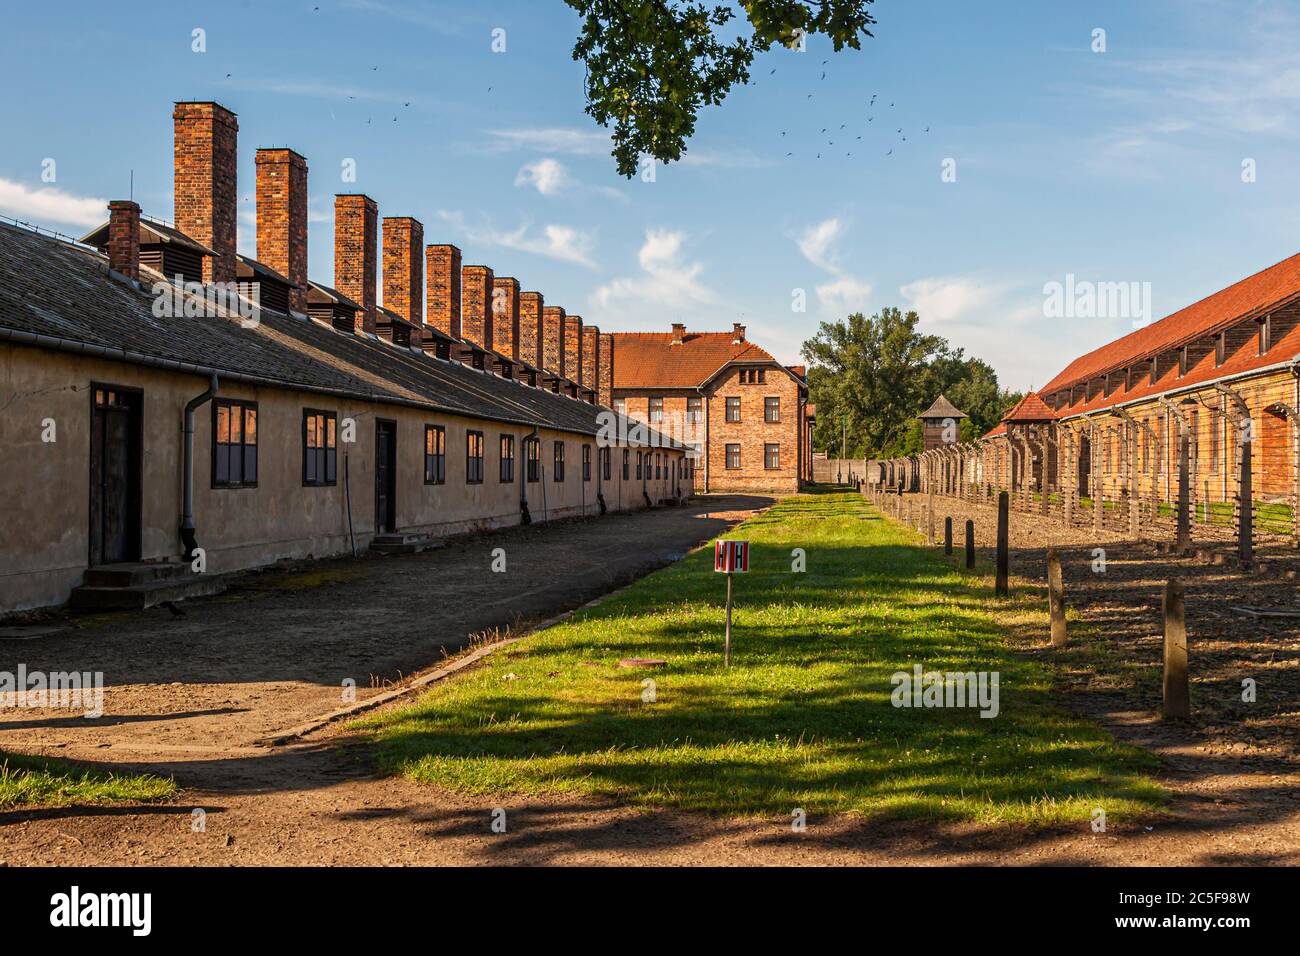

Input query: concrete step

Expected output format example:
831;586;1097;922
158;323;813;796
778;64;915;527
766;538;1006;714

69;573;227;612
370;533;444;555
82;560;191;588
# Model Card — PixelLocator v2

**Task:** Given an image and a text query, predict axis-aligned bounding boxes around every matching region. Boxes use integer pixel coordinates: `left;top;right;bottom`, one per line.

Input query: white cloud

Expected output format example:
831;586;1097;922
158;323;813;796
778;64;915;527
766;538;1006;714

795;218;846;274
487;128;611;156
515;158;570;196
815;276;874;317
0;177;106;228
591;229;718;312
438;211;597;268
899;276;1004;324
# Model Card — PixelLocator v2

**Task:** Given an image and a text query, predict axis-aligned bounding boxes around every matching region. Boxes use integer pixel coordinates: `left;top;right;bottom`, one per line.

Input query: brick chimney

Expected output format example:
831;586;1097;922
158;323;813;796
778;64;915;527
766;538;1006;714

426;244;462;340
671;322;686;345
582;325;600;395
382;216;423;329
492;277;521;361
173;101;238;285
461;265;494;352
598;332;615;407
254;148;308;312
519;292;544;368
732;322;746;344
106;200;140;281
563;314;583;383
334;194;378;333
542;306;566;375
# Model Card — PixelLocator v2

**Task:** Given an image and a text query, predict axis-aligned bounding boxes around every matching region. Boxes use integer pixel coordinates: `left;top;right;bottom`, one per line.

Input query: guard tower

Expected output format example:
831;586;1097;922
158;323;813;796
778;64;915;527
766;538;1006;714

918;395;967;450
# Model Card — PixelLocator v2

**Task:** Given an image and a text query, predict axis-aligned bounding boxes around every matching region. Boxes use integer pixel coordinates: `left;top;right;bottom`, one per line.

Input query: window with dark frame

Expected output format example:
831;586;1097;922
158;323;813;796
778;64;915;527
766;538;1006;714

622;448;630;480
526;437;541;482
636;451;642;479
725;397;741;423
648;397;664;423
466;430;484;484
686;396;702;423
764;443;780;470
553;440;565;481
214;399;258;488
583;444;592;481
499;434;515;483
303;409;337;486
424;425;446;484
764;396;780;423
725;443;741;469
601;446;612;481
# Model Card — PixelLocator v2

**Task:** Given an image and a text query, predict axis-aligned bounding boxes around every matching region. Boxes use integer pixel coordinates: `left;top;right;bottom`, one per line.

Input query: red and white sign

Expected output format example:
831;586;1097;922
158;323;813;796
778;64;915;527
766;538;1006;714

714;540;749;573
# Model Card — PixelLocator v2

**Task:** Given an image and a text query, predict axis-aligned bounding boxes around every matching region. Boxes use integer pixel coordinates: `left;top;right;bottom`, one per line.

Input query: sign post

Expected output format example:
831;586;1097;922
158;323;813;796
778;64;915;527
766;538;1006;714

714;540;749;667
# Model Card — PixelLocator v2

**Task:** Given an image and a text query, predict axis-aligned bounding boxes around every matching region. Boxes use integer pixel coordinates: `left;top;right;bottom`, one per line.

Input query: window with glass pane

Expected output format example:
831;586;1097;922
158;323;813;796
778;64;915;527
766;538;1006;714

622;448;630;480
303;409;337;486
726;444;741;469
764;397;780;423
686;396;701;423
725;397;740;422
601;446;612;480
636;451;642;479
764;443;780;469
526;437;541;482
583;444;592;481
553;441;565;481
648;397;663;423
466;431;484;483
424;425;445;484
214;399;258;487
499;434;515;482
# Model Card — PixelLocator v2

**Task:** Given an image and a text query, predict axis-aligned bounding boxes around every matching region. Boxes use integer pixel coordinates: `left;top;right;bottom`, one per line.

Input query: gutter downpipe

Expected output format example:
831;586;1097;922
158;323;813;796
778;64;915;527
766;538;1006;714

181;373;219;559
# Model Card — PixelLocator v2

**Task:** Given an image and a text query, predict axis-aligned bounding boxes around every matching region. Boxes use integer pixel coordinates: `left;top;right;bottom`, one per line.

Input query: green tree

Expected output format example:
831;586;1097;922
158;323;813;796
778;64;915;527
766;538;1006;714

566;1;877;177
802;308;1023;458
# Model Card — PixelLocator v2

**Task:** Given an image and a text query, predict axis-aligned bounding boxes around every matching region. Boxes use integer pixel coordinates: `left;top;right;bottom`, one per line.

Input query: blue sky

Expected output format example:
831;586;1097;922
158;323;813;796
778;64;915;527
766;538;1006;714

2;0;1299;389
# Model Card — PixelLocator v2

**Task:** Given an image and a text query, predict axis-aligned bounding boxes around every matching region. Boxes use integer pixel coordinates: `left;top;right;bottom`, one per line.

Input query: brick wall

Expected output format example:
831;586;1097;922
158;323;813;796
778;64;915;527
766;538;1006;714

542;306;566;375
334;194;378;333
563;314;583;383
705;367;801;493
519;292;544;368
107;200;140;280
598;332;614;407
581;325;600;398
425;244;461;340
462;265;494;352
381;216;423;326
492;277;521;361
173;101;238;284
255;148;308;312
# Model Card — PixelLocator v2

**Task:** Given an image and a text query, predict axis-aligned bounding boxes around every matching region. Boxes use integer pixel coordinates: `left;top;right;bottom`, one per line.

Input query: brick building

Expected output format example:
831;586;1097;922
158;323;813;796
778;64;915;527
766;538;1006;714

609;323;813;493
0;100;688;614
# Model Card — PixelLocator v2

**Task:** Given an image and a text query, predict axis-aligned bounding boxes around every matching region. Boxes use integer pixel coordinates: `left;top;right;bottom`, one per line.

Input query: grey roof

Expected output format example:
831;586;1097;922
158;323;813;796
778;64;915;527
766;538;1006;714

80;216;219;256
918;394;968;420
0;222;683;447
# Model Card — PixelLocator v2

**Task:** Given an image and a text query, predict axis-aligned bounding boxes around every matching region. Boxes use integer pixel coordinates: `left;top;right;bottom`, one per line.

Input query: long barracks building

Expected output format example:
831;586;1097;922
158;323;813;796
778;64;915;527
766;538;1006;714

0;101;690;613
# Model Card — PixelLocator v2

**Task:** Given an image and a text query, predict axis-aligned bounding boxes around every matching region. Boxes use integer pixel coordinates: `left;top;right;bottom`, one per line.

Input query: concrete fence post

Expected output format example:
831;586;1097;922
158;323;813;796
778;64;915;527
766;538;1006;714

1161;580;1190;719
996;491;1009;597
1047;549;1067;646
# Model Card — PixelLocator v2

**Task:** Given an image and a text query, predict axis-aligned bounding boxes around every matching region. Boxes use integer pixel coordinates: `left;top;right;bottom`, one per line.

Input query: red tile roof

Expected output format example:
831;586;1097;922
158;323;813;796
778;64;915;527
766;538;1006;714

610;331;777;388
1041;252;1300;395
1000;390;1057;423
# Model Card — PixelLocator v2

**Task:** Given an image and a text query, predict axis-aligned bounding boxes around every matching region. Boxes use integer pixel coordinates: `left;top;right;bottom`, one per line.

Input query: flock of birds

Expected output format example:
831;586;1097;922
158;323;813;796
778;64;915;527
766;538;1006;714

767;59;929;161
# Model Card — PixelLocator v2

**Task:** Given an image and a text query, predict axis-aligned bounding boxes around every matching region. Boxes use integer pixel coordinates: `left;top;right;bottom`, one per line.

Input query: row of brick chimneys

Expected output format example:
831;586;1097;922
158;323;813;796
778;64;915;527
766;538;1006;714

103;100;615;404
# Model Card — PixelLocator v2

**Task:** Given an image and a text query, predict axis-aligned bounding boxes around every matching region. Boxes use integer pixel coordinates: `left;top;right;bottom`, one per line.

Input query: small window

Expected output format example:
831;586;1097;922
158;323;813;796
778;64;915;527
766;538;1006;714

553;441;565;482
764;443;780;470
583;444;592;482
622;448;630;480
499;434;515;483
303;409;337;486
466;430;484;484
764;397;781;423
601;446;612;481
654;453;661;479
725;443;741;470
687;396;702;423
214;399;258;488
614;398;626;416
648;397;663;423
424;425;446;484
725;397;741;423
636;451;643;480
526;437;541;483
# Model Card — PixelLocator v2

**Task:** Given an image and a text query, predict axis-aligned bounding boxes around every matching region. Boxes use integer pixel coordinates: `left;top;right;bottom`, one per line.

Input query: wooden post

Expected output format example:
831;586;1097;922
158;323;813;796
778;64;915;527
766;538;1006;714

944;517;953;555
965;519;975;569
1047;549;1067;646
724;571;733;668
1161;580;1189;718
996;491;1009;596
1239;435;1253;567
1176;428;1191;553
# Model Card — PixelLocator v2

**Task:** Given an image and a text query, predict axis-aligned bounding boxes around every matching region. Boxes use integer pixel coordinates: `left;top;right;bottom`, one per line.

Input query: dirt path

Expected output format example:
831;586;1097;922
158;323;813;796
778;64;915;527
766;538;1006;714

3;491;1298;866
